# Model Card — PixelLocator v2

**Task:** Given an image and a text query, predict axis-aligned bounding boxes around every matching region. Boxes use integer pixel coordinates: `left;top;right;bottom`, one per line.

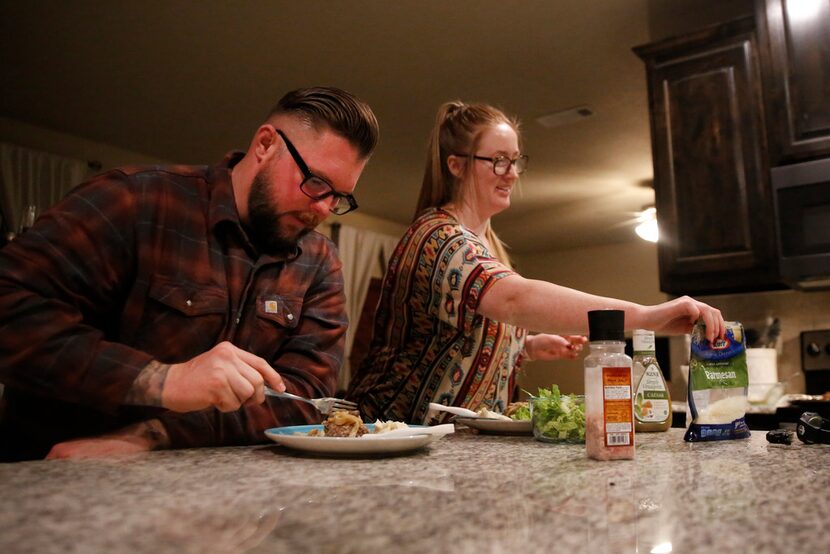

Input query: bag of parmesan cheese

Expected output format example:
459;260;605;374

684;320;751;442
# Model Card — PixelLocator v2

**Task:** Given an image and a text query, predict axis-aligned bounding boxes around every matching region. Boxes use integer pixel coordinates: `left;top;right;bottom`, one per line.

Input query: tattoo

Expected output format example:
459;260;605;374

125;360;170;407
124;419;171;450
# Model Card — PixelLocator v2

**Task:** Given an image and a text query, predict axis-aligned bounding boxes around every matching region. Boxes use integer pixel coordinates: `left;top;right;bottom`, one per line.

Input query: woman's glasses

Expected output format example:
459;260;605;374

456;153;529;176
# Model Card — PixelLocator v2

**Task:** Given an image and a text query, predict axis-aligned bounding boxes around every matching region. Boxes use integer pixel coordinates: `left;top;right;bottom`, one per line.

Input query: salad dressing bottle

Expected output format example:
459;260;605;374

632;329;671;432
584;310;635;460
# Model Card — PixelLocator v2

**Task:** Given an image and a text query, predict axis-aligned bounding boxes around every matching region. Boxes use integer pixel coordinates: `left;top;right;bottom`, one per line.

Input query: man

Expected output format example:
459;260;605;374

0;87;379;461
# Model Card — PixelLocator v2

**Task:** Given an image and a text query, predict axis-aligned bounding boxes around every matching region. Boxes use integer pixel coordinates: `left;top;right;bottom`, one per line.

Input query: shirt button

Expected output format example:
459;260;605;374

235;317;241;324
186;299;193;307
287;314;294;321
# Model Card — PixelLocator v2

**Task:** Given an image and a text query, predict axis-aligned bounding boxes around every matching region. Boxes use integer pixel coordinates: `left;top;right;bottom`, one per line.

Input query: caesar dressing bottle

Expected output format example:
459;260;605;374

632;329;672;432
584;310;635;460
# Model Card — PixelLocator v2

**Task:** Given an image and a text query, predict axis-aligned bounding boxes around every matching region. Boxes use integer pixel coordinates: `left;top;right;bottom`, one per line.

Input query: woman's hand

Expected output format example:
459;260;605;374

642;296;725;341
524;334;587;361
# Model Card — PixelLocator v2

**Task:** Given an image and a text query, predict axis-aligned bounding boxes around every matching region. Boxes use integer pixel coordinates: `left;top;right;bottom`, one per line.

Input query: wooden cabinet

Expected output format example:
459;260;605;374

755;0;830;164
634;17;784;296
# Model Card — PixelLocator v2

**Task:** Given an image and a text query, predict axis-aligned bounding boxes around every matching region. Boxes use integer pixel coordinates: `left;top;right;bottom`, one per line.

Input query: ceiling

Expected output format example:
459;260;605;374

0;1;751;254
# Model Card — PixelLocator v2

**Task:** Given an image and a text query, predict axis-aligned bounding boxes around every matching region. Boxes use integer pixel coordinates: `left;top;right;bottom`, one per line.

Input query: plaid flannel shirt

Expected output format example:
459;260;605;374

0;152;346;460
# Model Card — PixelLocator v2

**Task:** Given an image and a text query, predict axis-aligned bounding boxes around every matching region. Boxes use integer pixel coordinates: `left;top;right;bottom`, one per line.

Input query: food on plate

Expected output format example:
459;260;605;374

475;407;512;421
530;385;585;443
371;420;410;433
308;410;368;437
305;410;410;437
504;401;530;421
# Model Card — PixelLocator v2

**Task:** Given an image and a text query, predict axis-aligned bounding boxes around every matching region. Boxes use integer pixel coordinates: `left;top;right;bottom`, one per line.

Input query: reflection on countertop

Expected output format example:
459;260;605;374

1;429;828;553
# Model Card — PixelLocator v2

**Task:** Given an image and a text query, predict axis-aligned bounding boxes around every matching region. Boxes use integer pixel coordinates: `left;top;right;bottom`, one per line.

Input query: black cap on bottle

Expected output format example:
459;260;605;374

588;309;625;342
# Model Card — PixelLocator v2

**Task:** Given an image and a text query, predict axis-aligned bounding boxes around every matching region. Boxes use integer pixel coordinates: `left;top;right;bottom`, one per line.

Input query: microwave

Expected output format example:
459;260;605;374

772;157;830;290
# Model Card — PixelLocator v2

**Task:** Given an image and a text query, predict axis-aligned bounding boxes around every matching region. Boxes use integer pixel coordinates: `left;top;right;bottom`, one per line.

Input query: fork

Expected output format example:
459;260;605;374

264;387;358;415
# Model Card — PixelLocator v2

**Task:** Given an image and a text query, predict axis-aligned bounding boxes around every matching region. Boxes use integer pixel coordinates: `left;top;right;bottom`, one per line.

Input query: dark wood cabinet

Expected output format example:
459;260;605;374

634;17;784;296
755;0;830;164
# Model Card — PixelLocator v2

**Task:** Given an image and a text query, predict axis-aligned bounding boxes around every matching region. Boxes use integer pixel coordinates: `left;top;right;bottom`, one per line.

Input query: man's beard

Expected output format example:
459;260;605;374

246;170;321;255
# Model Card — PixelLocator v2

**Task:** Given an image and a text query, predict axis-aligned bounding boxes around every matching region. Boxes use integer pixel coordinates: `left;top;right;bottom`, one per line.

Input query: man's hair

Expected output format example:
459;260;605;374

268;87;379;159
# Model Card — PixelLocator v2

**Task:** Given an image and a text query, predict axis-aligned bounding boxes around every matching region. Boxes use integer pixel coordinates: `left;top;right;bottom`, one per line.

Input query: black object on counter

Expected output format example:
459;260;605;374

796;412;830;445
765;429;793;445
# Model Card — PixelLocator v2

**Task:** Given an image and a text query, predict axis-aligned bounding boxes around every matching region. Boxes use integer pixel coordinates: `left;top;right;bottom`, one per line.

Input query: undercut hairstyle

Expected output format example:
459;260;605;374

268;87;379;159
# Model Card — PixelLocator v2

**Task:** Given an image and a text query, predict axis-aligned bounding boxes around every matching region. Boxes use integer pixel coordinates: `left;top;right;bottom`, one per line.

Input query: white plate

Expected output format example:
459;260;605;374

453;417;532;435
264;424;440;456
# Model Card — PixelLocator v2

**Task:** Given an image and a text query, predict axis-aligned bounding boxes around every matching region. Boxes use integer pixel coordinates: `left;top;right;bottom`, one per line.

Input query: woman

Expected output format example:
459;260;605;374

347;101;724;424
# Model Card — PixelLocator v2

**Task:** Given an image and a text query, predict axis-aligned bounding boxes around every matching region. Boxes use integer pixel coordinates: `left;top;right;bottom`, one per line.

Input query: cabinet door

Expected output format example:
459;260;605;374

636;18;781;295
756;0;830;163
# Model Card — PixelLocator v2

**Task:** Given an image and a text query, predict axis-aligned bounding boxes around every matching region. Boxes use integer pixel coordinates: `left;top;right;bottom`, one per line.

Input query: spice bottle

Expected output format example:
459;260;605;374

632;329;672;432
585;309;635;460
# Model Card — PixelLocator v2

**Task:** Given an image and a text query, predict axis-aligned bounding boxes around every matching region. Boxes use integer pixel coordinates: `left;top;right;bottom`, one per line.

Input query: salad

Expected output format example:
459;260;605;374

530;385;586;443
504;402;531;421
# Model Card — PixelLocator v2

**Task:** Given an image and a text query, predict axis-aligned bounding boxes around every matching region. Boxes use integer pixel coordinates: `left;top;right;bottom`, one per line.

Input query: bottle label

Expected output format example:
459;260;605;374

633;330;655;353
634;363;670;423
602;367;633;446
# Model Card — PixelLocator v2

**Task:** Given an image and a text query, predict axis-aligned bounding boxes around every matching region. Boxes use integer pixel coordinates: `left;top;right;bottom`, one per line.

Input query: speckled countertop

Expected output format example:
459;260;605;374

1;428;827;553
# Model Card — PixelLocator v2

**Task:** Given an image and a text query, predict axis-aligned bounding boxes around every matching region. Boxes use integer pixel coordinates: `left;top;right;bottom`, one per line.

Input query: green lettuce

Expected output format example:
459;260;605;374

509;404;531;421
531;385;585;442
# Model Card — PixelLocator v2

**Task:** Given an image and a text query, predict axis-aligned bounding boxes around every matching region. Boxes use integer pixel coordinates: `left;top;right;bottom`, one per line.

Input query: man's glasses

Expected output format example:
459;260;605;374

457;153;529;176
275;129;358;215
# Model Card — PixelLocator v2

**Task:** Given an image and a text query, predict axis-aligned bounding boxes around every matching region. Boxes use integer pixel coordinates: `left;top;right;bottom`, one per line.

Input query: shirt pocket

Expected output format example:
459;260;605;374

148;275;227;316
137;275;228;359
255;294;302;329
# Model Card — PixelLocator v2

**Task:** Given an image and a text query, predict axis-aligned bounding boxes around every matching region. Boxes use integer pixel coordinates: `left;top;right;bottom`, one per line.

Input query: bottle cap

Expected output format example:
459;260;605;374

633;329;655;352
588;309;625;342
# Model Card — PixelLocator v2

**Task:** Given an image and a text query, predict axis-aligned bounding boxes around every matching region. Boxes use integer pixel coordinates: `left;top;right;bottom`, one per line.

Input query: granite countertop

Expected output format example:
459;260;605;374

1;428;827;553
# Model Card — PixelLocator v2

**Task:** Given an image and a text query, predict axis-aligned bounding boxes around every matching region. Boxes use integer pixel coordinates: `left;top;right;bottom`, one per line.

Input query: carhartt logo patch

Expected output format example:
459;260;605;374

264;300;279;313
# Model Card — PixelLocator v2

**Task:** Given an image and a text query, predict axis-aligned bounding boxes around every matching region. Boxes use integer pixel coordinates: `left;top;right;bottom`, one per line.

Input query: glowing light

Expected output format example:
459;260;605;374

650;542;673;554
786;0;823;24
635;206;659;242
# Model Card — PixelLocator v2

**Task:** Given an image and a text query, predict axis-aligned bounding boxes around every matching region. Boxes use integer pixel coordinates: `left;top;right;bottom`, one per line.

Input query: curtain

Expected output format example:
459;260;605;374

335;224;399;390
0;142;92;235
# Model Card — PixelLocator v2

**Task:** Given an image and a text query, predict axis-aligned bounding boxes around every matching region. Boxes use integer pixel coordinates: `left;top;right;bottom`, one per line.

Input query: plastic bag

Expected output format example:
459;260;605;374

684;320;751;442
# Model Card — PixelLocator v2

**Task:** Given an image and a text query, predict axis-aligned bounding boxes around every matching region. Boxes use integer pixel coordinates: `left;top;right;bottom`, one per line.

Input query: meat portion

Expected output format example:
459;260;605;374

322;410;368;437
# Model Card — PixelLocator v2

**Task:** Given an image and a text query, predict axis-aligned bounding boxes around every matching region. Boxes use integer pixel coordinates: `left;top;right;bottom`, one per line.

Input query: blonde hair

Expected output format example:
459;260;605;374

414;101;520;266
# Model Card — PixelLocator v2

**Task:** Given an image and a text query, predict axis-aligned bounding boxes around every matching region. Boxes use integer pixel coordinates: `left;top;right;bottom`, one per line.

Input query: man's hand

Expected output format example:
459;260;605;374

46;419;169;460
161;342;285;413
524;334;587;361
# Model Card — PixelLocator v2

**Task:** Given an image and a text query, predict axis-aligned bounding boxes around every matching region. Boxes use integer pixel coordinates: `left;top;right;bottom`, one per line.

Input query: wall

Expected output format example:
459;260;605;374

0;116;168;169
513;239;669;397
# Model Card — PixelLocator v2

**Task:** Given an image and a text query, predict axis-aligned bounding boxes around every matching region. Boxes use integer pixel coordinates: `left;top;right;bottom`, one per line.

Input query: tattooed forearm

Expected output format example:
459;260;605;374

124;360;170;407
117;419;171;450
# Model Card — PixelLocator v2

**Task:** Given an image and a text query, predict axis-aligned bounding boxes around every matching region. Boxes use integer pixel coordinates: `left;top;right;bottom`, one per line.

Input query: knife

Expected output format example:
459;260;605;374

362;423;456;439
428;402;478;418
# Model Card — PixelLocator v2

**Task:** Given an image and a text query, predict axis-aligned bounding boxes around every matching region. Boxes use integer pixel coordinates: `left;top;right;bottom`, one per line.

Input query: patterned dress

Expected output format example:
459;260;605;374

347;208;527;423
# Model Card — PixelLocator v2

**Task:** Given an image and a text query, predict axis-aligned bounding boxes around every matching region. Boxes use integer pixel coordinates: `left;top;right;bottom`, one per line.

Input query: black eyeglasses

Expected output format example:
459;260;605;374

275;129;358;215
456;153;529;176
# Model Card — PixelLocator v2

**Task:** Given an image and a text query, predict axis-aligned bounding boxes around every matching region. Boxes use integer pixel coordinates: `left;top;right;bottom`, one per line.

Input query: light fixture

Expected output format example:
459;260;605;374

635;206;659;242
650;542;673;554
787;0;822;24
